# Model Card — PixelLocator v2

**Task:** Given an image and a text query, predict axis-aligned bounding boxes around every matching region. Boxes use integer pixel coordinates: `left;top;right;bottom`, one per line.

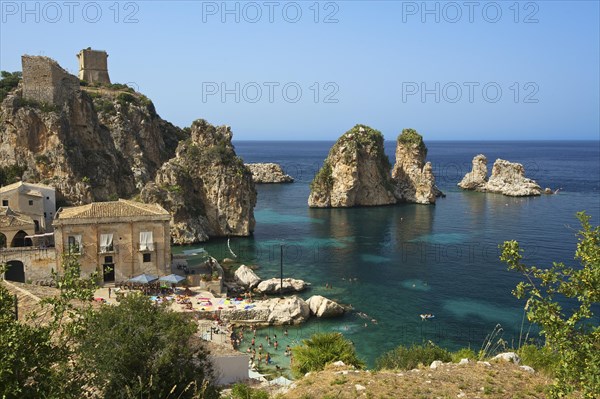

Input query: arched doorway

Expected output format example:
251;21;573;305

5;260;25;283
0;232;6;248
11;231;32;248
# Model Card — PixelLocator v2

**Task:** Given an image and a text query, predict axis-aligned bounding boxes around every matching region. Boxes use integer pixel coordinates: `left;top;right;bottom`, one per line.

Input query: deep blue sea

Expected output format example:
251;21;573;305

176;140;600;368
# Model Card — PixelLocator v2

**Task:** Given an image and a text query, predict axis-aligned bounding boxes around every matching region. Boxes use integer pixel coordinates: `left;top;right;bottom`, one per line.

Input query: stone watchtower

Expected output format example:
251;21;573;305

77;48;111;84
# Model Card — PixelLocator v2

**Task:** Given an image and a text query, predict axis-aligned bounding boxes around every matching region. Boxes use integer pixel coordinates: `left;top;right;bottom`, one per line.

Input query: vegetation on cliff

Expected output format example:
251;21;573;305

397;128;427;155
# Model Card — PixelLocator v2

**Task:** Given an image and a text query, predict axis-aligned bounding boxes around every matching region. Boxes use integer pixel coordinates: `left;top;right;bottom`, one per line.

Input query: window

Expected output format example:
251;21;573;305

143;253;151;263
2;200;7;206
104;256;113;263
28;200;33;206
100;233;114;253
46;196;49;200
139;231;154;251
67;235;83;254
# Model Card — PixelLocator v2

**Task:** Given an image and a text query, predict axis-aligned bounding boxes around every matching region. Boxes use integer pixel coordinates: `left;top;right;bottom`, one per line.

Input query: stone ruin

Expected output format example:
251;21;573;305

21;55;80;106
77;48;110;84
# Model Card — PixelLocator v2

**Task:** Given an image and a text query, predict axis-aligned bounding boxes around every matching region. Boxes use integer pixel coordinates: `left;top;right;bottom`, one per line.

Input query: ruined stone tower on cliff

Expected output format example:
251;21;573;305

76;48;110;84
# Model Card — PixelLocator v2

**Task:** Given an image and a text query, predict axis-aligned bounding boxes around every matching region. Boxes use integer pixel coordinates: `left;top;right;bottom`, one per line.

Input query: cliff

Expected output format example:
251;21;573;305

308;125;396;207
391;129;442;204
458;155;542;196
0;56;256;242
246;163;294;183
140;119;256;244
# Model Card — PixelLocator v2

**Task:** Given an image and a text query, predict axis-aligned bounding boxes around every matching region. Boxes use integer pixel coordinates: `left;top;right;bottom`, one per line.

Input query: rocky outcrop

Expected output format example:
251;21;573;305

391;129;442;204
306;295;345;318
308;125;397;207
0;85;181;204
458;155;542;196
219;296;310;325
234;265;261;289
246;163;294;183
458;154;487;190
140;119;256;244
256;278;308;295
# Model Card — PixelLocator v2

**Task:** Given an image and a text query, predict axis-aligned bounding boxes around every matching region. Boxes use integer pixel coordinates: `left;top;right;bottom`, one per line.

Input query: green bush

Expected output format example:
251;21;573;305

0;164;26;186
398;128;427;155
229;383;269;399
451;347;477;363
116;92;138;106
291;332;364;377
0;71;22;102
375;342;452;370
517;344;560;376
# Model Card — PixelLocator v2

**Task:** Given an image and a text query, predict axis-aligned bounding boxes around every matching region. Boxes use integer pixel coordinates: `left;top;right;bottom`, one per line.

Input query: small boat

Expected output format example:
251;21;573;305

420;314;435;320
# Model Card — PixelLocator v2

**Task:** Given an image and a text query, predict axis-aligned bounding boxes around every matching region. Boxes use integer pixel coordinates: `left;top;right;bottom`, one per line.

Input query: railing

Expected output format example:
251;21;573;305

99;244;119;254
138;242;157;252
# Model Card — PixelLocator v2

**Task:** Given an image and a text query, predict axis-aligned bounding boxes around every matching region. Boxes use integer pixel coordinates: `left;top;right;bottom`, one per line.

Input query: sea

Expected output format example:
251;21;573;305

174;140;600;368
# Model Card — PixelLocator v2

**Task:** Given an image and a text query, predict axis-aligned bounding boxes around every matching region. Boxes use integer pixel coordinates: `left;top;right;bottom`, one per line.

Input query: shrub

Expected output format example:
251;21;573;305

0;164;26;186
451;347;477;363
116;92;138;106
517;344;560;376
375;342;452;370
229;383;269;399
291;332;364;377
0;71;22;102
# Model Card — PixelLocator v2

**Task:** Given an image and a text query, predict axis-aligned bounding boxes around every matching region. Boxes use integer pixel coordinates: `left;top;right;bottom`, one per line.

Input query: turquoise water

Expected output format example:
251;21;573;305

174;141;600;367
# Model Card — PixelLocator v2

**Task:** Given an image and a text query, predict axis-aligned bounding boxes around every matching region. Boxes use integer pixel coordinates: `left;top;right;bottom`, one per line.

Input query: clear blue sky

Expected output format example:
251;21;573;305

1;1;599;140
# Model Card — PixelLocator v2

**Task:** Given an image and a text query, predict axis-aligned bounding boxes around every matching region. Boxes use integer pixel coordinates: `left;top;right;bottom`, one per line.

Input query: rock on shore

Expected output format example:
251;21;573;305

306;295;345;318
256;278;308;295
458;155;542;196
246;163;294;183
234;265;261;289
219;295;310;325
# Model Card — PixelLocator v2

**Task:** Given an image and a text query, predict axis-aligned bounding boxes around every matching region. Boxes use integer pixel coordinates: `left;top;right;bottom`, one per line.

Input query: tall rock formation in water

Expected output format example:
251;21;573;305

140;120;256;243
458;155;542;196
308;125;396;207
391;129;441;204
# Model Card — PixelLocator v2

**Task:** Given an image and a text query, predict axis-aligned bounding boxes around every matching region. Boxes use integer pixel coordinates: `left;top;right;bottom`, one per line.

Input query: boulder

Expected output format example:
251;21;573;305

246;163;294;183
219;295;310;325
430;360;443;369
492;352;521;364
306;295;345;318
256;278;308;294
392;129;443;204
520;365;535;373
458;154;488;190
234;265;261;289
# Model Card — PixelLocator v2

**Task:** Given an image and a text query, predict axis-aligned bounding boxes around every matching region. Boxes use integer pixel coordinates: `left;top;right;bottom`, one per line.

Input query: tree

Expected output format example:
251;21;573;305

75;293;219;399
290;332;364;377
0;71;22;102
500;211;599;398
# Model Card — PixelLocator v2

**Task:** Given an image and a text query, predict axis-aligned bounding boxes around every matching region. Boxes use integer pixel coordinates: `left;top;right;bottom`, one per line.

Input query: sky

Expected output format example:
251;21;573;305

1;1;599;140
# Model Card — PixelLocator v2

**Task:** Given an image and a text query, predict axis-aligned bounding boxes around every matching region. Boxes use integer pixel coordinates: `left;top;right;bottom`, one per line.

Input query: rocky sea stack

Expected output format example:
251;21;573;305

458;155;542;196
308;125;396;207
308;125;441;207
392;128;442;204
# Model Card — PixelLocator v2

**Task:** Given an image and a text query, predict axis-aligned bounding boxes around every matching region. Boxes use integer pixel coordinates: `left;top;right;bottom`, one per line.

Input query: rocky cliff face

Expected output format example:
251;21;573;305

308;125;396;207
140;119;256;244
458;155;542;196
391;129;442;204
0;85;182;204
246;163;294;183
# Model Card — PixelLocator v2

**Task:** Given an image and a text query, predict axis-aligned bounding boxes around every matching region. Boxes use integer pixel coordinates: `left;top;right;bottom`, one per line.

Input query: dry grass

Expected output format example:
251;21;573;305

284;361;555;399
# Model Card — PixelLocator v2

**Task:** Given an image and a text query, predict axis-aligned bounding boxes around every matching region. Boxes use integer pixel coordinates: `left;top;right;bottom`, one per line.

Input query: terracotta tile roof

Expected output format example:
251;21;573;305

0;206;35;228
56;199;170;220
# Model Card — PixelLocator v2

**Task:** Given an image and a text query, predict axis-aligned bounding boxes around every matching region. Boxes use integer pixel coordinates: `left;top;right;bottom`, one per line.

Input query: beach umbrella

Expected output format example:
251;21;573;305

128;273;158;284
158;274;187;285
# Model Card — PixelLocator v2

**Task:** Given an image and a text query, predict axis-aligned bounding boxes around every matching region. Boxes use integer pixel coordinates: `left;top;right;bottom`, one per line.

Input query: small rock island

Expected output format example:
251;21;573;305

458;155;542;196
246;163;294;183
308;125;442;207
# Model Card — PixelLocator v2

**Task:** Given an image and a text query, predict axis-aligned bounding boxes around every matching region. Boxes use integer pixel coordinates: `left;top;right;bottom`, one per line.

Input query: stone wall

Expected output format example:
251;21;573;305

0;247;56;282
21;55;80;106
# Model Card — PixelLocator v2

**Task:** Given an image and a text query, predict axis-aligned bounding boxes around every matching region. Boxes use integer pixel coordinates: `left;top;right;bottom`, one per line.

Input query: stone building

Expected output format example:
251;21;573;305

0;182;56;233
21;55;80;105
0;206;36;248
77;48;111;84
53;199;171;283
